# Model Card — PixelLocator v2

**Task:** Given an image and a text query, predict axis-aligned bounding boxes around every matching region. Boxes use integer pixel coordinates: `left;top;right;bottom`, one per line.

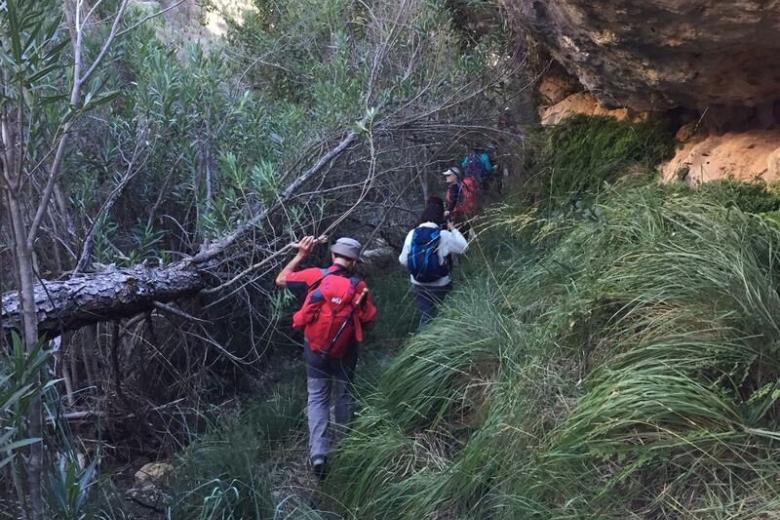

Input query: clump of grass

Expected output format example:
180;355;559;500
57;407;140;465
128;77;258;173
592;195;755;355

694;178;780;214
522;115;674;205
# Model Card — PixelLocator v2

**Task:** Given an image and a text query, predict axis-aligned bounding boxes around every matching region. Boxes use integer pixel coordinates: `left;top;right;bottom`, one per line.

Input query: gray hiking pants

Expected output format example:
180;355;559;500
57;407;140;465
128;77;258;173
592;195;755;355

304;343;357;461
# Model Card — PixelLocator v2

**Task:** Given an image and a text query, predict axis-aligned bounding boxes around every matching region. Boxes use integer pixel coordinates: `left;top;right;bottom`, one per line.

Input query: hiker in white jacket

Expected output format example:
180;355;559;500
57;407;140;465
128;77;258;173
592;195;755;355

399;196;468;327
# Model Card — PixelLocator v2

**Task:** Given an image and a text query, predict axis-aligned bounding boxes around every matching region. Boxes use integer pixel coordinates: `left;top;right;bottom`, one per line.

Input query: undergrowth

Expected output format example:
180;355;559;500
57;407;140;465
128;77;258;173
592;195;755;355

324;118;780;519
147;271;417;519
328;181;780;519
100;116;780;519
167;381;305;519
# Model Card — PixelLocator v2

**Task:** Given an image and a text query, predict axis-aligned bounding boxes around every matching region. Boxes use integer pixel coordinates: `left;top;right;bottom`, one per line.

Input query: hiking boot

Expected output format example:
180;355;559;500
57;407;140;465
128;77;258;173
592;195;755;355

311;456;327;480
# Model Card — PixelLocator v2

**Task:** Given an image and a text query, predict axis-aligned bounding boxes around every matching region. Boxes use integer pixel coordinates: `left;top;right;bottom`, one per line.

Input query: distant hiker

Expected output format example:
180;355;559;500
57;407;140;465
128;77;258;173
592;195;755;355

443;166;478;235
275;236;378;479
462;147;496;192
399;197;468;328
497;107;514;134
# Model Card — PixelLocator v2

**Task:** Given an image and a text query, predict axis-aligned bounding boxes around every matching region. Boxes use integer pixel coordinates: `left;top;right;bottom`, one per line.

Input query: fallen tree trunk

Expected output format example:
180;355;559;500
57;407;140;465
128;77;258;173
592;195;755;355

1;263;205;335
1;128;361;337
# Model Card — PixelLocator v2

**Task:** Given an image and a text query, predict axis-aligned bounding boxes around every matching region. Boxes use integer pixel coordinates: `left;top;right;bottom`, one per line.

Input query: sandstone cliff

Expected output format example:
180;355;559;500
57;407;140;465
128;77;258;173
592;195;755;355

507;0;780;112
507;0;780;183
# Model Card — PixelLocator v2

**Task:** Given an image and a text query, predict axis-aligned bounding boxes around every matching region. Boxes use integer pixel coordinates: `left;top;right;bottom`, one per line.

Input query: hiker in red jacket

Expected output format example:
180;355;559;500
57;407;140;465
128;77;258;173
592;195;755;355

443;166;478;235
275;236;377;479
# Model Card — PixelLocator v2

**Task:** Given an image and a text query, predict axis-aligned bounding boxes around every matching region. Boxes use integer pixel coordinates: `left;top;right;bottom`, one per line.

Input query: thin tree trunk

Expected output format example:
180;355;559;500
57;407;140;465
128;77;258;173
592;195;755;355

61;355;75;407
68;332;80;396
6;192;44;520
82;325;97;392
2;196;30;520
110;321;128;406
58;336;75;407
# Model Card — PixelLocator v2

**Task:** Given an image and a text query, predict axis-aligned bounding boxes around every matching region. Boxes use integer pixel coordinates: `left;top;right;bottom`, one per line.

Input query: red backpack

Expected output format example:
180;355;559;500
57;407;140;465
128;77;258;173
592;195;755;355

292;270;365;358
457;177;479;217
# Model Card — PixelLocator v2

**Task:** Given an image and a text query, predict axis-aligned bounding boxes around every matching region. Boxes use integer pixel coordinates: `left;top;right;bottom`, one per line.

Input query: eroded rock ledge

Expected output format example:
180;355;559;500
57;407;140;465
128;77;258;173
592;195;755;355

508;0;780;112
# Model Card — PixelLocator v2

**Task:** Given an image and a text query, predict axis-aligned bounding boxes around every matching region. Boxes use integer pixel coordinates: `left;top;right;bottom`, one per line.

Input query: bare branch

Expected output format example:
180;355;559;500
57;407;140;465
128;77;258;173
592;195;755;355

27;0;131;245
74;127;149;273
115;0;187;40
79;0;130;85
191;126;363;264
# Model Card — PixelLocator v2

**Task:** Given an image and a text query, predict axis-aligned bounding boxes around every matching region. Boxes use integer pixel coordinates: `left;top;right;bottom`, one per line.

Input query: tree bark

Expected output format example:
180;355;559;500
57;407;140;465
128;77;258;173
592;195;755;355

1;263;205;336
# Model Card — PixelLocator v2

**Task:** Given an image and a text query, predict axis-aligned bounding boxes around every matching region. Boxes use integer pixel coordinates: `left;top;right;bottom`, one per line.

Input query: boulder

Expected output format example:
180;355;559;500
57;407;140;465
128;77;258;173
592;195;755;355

127;462;173;511
506;0;780;111
674;122;698;143
361;238;397;270
661;130;780;184
134;462;174;489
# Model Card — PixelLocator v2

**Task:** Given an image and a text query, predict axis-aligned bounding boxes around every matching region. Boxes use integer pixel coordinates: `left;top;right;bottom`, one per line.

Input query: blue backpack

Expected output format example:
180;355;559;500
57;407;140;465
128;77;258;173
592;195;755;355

463;150;494;182
408;227;449;283
463;152;484;179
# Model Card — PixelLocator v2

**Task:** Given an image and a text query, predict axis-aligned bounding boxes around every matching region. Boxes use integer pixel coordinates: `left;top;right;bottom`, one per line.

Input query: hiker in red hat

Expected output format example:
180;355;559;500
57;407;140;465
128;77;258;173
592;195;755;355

275;236;377;479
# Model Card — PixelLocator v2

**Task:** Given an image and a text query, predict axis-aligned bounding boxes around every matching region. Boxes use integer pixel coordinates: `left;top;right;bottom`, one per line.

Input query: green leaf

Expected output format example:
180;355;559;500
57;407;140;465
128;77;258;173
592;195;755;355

81;89;121;112
41;37;69;64
37;93;67;105
25;62;61;85
1;436;42;452
5;0;24;63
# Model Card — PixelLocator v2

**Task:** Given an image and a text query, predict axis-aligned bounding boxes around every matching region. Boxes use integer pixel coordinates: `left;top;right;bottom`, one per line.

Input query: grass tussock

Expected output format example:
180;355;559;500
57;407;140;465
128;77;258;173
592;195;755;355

326;117;780;519
523;115;675;204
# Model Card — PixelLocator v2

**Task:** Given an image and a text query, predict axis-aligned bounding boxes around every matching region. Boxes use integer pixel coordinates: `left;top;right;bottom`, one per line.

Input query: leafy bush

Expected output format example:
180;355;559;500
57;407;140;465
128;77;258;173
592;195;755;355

0;338;53;518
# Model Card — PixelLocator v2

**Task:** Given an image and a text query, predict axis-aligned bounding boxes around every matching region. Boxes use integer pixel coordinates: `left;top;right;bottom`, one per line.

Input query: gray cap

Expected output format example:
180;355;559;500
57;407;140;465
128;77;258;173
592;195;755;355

330;237;362;260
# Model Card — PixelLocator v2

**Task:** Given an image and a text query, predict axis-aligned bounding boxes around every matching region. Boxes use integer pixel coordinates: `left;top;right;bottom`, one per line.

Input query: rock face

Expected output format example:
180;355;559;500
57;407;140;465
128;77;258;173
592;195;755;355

540;92;637;126
508;1;780;111
661;130;780;184
537;72;578;106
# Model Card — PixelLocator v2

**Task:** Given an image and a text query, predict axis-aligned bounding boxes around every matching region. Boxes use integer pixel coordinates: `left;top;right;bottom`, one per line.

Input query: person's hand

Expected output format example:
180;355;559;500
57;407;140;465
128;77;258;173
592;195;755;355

354;287;369;306
295;236;317;259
